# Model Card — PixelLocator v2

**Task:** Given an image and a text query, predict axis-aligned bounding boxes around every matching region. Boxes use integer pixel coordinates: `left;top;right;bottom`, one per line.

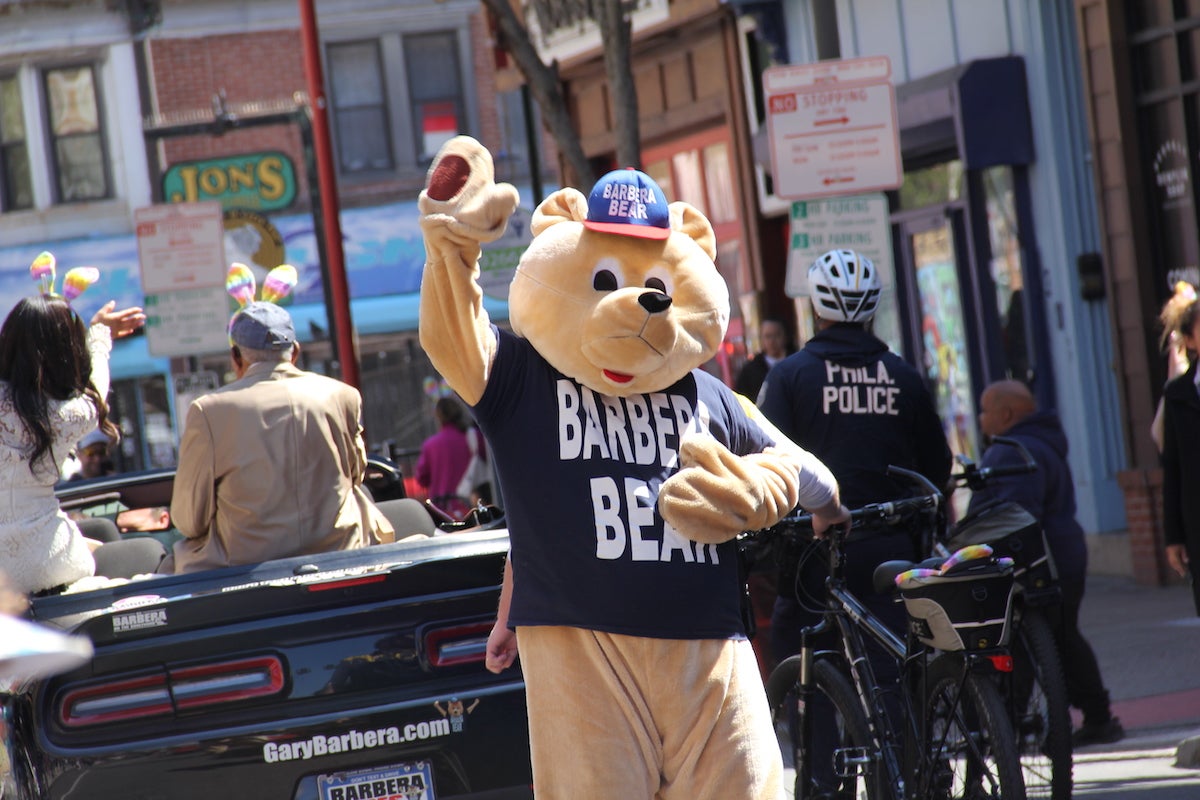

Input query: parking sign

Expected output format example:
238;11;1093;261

765;55;902;201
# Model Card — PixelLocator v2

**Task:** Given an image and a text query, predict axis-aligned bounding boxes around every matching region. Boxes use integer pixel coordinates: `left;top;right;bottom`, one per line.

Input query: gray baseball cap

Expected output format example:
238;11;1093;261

229;302;296;351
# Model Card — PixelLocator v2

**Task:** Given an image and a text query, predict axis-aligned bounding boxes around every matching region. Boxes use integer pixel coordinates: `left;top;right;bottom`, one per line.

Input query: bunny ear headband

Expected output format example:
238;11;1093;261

225;262;299;345
30;251;100;303
226;262;298;308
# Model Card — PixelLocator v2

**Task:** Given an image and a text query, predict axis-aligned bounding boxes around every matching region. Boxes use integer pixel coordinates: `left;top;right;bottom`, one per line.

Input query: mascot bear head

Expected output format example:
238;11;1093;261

508;168;729;397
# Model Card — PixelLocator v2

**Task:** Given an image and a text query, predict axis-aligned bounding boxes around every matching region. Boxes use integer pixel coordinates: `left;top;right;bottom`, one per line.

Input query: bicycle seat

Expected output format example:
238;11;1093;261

873;560;917;593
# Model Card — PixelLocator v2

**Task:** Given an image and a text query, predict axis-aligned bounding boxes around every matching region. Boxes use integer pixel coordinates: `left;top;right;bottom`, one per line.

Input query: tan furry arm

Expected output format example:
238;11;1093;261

418;136;519;406
659;438;803;544
658;394;841;544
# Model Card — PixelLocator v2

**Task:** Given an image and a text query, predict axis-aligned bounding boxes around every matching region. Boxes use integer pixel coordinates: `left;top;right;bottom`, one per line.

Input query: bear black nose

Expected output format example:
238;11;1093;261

638;291;673;314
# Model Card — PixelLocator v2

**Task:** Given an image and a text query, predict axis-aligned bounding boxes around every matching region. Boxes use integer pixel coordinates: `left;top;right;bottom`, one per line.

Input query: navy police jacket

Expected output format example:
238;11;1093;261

759;324;951;508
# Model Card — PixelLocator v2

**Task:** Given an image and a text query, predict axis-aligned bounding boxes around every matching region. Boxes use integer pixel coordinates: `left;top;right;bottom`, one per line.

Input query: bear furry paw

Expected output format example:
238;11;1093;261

419;136;519;244
658;437;801;544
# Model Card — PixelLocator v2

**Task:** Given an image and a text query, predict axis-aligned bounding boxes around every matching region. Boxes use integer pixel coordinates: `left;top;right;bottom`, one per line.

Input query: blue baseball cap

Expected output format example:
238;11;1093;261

583;168;671;240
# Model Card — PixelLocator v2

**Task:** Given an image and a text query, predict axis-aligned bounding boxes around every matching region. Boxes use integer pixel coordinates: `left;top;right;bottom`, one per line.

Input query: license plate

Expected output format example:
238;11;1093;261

317;760;435;800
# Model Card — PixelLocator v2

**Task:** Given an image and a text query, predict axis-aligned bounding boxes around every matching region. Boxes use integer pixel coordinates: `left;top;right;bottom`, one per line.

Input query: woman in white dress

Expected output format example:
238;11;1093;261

0;284;145;596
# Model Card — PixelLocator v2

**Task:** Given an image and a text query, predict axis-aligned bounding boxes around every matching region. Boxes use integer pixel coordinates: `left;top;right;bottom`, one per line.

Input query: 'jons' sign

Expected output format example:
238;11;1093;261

163;151;297;211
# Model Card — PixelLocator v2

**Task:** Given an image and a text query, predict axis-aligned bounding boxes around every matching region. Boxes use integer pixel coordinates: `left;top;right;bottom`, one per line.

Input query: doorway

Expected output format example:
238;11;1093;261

896;208;981;466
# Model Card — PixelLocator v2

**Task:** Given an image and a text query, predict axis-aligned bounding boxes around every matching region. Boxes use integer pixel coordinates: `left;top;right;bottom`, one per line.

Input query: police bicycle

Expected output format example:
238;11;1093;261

744;466;1026;800
937;438;1072;800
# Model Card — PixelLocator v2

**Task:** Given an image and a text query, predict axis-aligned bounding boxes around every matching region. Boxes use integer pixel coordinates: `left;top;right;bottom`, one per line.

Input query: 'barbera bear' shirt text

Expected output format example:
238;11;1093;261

473;327;773;640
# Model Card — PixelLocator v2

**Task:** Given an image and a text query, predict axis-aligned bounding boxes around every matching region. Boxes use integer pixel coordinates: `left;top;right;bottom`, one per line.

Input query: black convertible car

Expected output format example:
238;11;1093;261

0;465;532;800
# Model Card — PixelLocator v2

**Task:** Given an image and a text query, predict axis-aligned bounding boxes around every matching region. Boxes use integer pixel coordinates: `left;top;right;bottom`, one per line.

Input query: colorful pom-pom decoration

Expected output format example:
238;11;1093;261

895;567;941;587
261;264;298;304
938;544;993;573
62;268;100;302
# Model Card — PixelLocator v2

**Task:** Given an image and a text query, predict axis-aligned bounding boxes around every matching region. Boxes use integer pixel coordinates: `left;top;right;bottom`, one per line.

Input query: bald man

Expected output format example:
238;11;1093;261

970;380;1123;747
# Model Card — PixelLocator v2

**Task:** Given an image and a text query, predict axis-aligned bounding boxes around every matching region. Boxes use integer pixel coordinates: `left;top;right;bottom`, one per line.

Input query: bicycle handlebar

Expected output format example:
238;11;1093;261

951;435;1037;492
737;464;946;574
767;492;941;536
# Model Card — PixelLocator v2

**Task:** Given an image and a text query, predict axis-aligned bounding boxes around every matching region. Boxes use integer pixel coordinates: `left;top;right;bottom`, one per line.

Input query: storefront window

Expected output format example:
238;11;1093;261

1131;8;1200;293
912;222;978;470
983;166;1034;383
898;160;963;210
1135;35;1180;92
644;159;673;200
1146;100;1199;288
109;374;175;472
702;142;737;224
671;149;707;216
1131;0;1185;30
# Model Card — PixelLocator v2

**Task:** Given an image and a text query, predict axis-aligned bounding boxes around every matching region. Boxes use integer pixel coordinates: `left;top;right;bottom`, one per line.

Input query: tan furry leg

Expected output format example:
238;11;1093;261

651;638;784;800
517;627;782;800
518;626;660;799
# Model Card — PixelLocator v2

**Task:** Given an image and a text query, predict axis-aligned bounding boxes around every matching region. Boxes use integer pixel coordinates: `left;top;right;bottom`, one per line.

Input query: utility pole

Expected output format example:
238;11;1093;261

297;0;360;390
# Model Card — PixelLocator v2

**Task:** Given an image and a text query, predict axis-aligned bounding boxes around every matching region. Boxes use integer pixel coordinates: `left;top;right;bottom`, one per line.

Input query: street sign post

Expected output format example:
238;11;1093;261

785;193;894;297
173;371;220;445
764;55;902;201
135;201;231;358
786;193;901;352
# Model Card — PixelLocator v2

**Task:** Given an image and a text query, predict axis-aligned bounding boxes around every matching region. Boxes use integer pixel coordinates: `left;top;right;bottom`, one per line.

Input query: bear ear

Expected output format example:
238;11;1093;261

669;202;716;260
531;188;589;236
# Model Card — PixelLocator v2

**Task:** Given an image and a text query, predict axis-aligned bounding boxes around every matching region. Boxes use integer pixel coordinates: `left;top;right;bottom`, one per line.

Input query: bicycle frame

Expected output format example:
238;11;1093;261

788;517;1014;799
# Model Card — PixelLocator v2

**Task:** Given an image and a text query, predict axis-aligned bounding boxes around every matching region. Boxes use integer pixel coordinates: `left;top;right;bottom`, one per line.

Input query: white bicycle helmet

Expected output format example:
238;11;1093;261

807;249;881;322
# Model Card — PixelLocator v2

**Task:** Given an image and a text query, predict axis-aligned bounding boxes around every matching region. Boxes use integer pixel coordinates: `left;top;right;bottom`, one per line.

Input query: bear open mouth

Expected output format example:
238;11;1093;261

603;369;635;384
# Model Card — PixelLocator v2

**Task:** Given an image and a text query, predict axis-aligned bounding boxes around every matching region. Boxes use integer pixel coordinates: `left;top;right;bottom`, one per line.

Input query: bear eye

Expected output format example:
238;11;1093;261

644;266;674;295
593;270;619;292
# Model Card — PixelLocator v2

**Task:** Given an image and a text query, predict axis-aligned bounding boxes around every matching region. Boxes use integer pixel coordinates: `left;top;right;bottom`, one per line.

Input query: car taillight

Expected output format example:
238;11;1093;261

60;674;172;727
171;656;285;709
424;622;492;667
58;655;286;728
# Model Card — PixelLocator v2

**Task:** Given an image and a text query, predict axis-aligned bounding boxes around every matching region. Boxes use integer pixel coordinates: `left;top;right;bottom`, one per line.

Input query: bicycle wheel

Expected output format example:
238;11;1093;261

767;655;878;800
924;655;1027;800
1009;611;1073;800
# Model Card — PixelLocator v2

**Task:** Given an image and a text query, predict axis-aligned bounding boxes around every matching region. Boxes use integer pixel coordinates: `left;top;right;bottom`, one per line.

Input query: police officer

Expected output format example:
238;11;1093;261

759;247;952;660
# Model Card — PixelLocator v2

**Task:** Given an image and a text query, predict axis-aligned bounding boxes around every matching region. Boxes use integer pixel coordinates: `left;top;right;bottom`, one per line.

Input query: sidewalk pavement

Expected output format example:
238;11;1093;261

1077;574;1200;759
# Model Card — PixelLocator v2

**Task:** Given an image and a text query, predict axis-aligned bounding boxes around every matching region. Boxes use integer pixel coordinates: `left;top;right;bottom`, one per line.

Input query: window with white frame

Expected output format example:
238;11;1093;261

0;61;110;212
404;31;464;163
0;74;33;211
44;65;110;203
327;40;394;174
325;30;467;177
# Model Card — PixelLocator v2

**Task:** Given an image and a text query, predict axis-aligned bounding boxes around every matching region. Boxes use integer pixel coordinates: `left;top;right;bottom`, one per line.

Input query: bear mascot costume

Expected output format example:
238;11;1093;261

418;136;848;799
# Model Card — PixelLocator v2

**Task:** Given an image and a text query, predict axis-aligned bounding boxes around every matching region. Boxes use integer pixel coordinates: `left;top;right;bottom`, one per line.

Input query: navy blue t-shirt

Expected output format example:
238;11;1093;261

473;328;774;639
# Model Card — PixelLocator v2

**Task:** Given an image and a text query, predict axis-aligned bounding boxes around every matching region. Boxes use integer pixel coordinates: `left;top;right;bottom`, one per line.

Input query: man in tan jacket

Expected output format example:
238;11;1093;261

163;302;391;573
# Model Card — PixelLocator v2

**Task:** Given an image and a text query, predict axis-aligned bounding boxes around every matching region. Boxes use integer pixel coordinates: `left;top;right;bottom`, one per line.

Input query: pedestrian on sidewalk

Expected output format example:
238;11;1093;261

970;379;1124;746
1157;285;1200;614
1151;281;1195;453
735;317;793;403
